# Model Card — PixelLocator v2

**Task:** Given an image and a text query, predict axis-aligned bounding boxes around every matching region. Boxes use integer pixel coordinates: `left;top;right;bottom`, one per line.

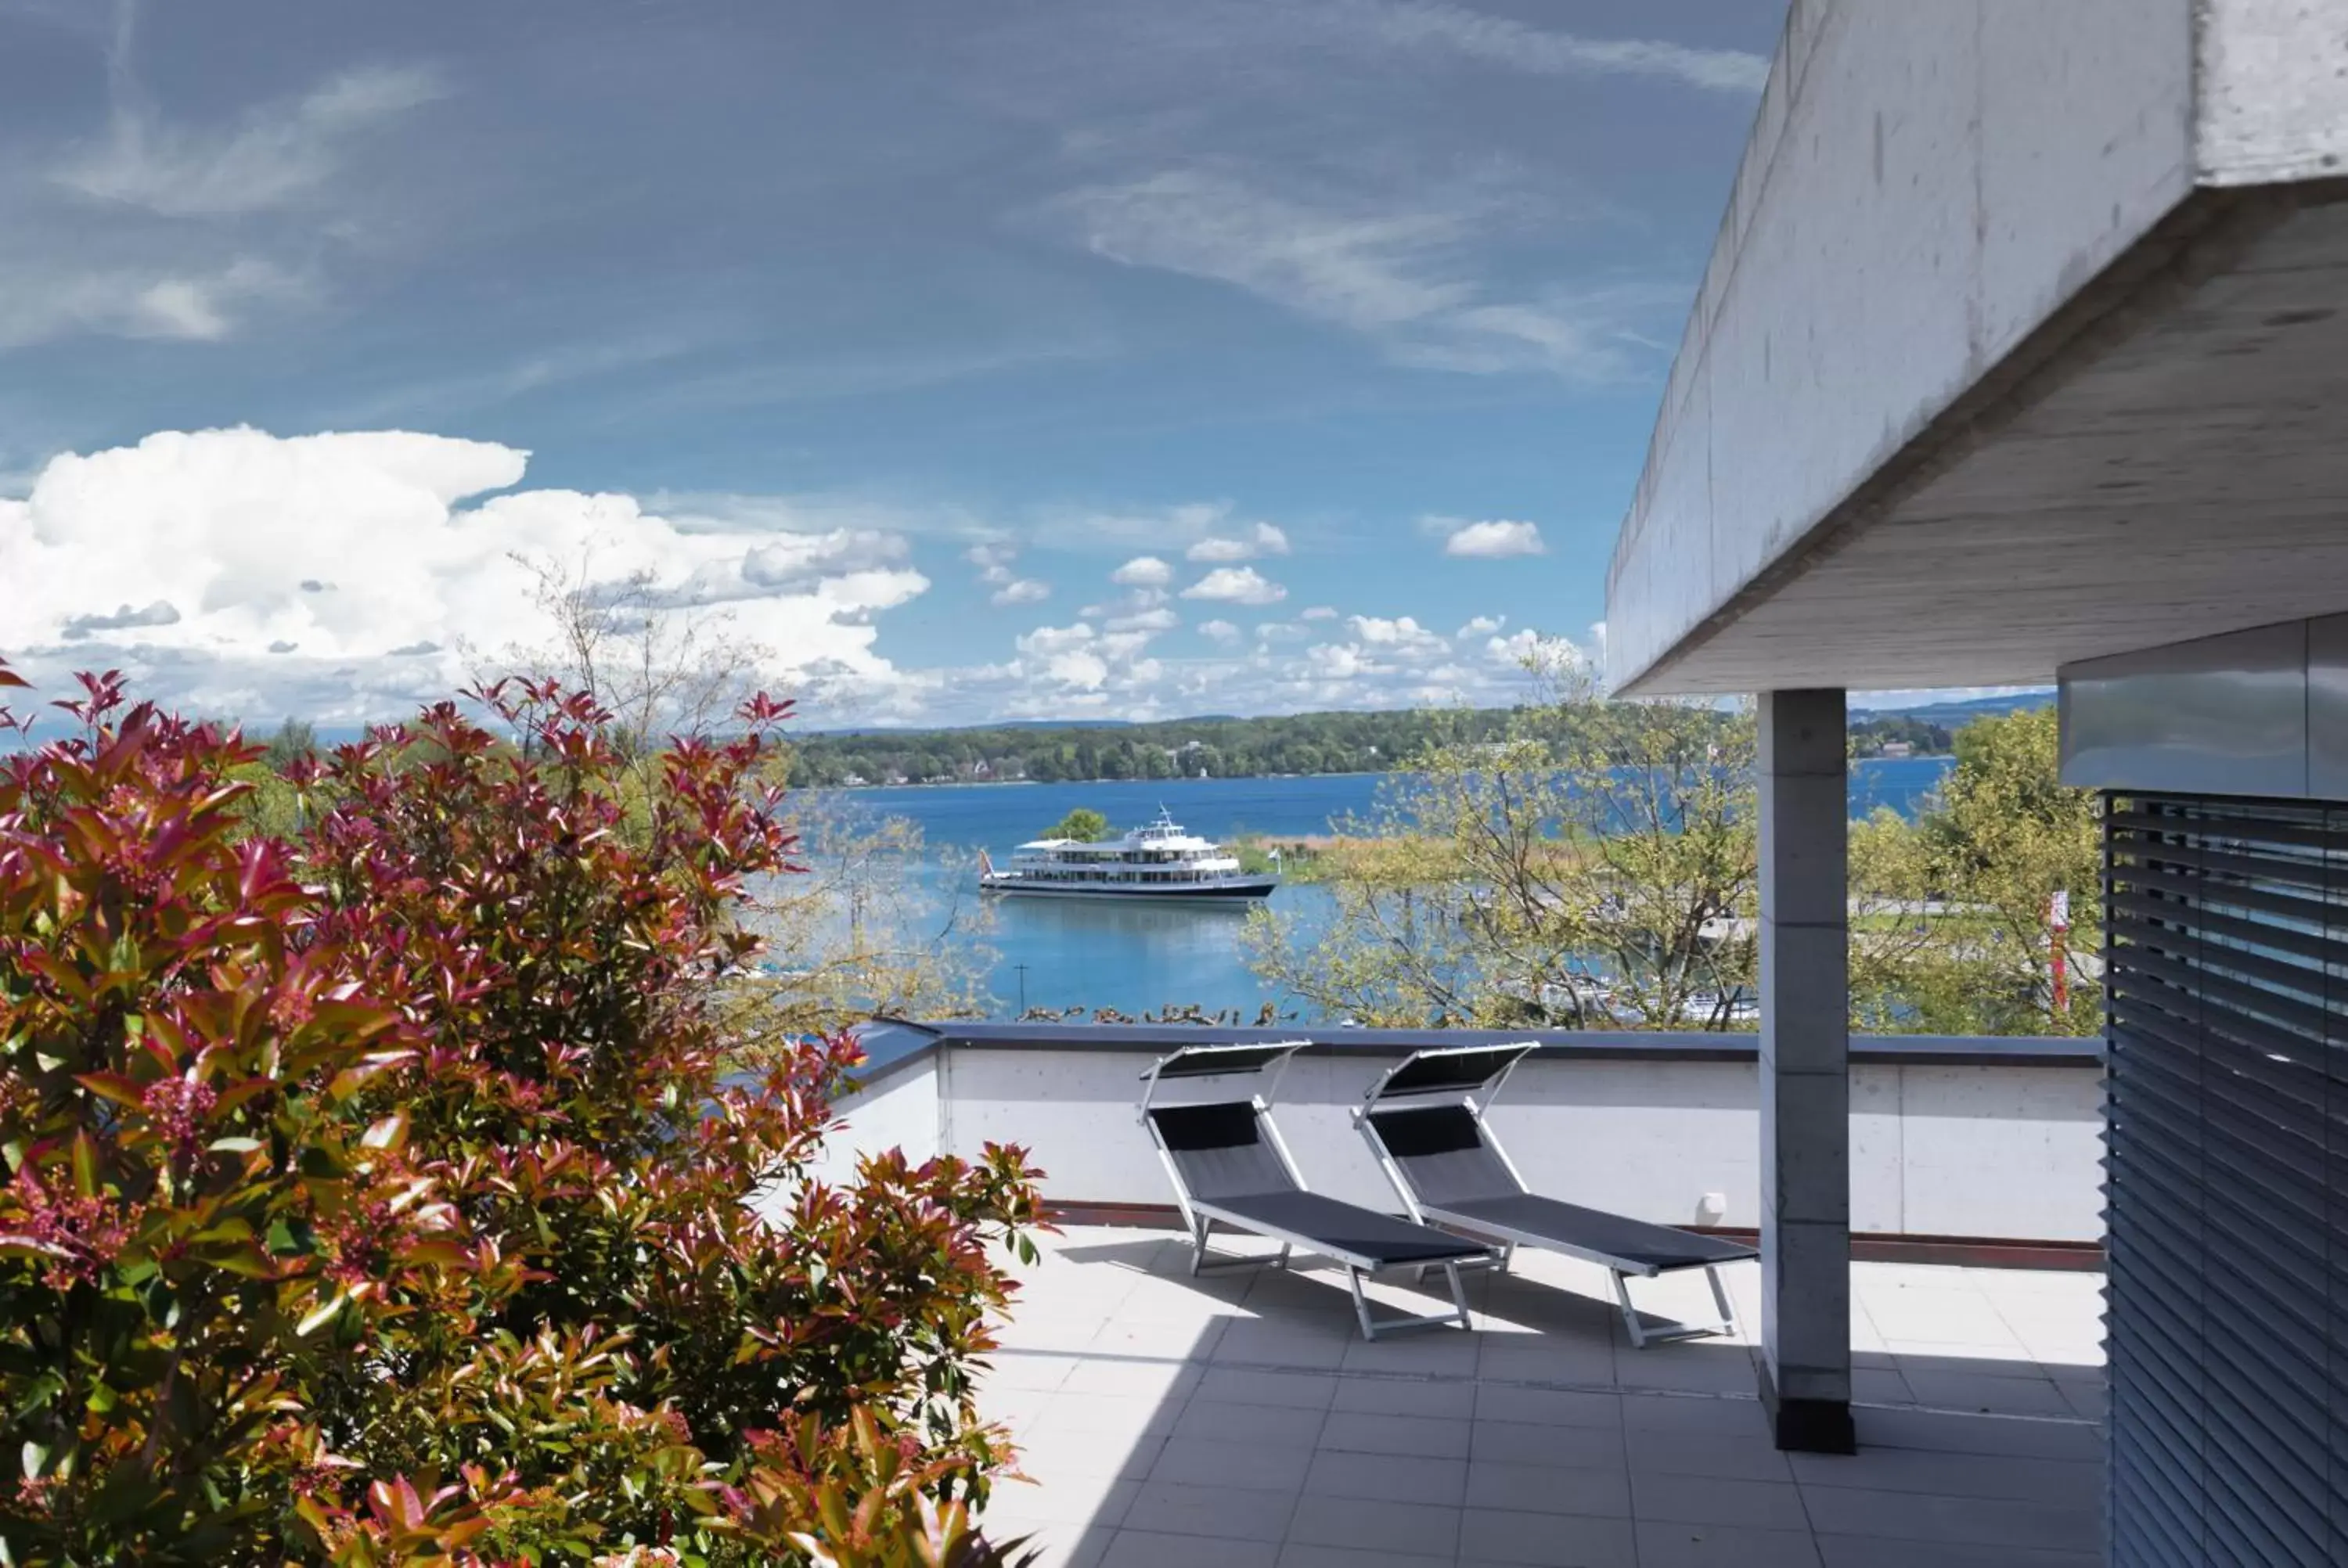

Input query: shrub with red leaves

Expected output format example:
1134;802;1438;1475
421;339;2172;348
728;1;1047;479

0;662;1045;1566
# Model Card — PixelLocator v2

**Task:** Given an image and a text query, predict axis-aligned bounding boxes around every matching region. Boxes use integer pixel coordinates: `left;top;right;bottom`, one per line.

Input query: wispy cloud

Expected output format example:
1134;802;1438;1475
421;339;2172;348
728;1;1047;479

0;3;444;351
0;257;307;349
56;59;446;217
1309;0;1769;95
1053;167;1669;379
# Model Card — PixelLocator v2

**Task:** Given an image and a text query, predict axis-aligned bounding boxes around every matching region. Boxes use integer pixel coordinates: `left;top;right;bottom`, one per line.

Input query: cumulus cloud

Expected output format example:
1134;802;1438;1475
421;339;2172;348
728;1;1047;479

1300;606;1338;621
992;579;1050;606
1181;566;1287;606
1197;620;1241;644
965;542;1051;606
59;599;182;639
1111;555;1173;586
1348;614;1449;657
1485;628;1586;671
1185;522;1289;563
1457;613;1505;638
975;614;1178;718
0;426;929;721
1435;517;1546;558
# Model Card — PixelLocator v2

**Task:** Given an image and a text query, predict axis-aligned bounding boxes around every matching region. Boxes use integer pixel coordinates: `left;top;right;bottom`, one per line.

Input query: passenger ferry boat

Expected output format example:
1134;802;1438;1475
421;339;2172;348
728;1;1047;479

978;809;1279;900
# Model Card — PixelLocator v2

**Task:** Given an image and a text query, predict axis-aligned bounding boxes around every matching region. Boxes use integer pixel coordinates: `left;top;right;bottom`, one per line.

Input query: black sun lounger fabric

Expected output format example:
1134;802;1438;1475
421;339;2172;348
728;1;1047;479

1201;1191;1489;1268
1147;1101;1296;1200
1433;1195;1757;1274
1147;1101;1486;1268
1367;1105;1756;1275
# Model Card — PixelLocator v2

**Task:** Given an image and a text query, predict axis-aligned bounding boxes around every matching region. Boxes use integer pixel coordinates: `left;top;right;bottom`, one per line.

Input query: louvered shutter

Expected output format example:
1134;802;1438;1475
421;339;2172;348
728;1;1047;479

2105;793;2348;1566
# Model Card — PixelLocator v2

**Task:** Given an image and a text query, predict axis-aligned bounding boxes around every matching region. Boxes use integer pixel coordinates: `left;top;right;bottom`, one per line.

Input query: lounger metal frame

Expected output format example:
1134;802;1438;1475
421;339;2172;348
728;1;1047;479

1353;1042;1742;1349
1139;1041;1478;1340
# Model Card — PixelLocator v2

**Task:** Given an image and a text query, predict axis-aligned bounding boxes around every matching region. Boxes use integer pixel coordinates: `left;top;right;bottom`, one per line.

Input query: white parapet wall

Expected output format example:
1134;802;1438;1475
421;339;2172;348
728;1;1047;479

804;1048;942;1186
821;1041;2103;1245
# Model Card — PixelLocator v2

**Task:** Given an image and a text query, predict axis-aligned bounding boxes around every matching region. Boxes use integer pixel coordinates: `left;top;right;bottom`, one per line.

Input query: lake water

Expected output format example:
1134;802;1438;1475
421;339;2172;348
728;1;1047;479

822;757;1955;1022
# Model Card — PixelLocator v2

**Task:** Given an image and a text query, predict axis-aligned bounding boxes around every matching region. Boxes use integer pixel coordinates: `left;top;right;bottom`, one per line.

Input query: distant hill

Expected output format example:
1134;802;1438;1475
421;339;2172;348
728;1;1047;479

1851;691;2054;725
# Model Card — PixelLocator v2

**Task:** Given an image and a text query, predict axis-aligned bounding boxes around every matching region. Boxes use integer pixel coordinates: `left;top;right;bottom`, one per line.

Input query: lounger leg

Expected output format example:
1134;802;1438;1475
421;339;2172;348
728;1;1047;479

1443;1260;1471;1330
1611;1270;1648;1350
1615;1265;1741;1348
1705;1264;1738;1338
1349;1267;1380;1340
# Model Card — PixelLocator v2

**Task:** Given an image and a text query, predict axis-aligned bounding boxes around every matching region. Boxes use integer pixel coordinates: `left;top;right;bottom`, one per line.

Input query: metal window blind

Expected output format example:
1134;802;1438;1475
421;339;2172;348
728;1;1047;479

2105;793;2348;1567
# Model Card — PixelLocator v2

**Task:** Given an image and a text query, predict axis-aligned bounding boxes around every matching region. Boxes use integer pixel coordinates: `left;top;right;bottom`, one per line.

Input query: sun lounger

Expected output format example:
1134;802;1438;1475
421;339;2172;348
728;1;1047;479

1353;1042;1756;1347
1139;1041;1492;1339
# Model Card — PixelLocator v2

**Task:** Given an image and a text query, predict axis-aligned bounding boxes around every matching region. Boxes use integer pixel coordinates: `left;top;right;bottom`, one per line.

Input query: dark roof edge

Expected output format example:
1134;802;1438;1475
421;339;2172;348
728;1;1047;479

853;1020;2101;1070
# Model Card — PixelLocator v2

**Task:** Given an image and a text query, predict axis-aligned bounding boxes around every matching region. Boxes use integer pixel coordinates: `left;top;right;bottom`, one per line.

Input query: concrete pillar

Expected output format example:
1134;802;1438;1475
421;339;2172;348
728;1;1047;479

1756;689;1856;1453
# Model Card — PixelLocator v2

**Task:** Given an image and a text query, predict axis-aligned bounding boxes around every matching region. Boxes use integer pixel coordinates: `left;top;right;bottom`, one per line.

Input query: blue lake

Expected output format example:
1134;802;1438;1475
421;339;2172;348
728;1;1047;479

819;757;1954;1022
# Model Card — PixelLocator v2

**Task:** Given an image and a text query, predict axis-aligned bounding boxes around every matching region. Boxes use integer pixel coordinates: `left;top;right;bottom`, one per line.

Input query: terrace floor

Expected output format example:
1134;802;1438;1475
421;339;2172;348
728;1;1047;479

977;1225;2106;1567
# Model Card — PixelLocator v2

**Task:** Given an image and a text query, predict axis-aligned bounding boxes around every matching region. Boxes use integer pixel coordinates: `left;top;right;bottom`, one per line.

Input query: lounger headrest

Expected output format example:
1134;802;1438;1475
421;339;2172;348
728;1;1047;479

1147;1100;1262;1150
1369;1043;1536;1102
1367;1104;1485;1158
1146;1041;1309;1081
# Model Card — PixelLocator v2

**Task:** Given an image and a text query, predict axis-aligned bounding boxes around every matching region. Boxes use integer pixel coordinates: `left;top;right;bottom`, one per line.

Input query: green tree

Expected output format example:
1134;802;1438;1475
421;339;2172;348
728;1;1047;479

264;717;317;768
1849;707;2100;1034
1244;655;1758;1028
1044;807;1109;843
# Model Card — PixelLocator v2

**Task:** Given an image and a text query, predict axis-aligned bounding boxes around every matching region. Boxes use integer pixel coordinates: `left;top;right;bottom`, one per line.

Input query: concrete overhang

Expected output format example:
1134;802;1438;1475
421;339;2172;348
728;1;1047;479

1604;0;2348;697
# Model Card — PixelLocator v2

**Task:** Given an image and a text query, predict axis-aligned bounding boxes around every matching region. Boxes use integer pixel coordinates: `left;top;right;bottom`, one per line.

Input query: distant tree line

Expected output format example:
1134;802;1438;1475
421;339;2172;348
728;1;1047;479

1849;714;1954;757
781;708;1525;788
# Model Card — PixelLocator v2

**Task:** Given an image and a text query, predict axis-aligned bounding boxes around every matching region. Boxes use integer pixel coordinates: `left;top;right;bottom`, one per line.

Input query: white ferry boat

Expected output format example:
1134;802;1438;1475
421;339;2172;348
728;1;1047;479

978;809;1279;900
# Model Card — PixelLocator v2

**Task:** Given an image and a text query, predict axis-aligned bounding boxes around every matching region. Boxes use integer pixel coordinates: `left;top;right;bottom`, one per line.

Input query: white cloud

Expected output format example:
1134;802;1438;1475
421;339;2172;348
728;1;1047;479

1106;606;1179;634
1435;517;1547;558
1184;521;1290;563
1111;555;1173;586
983;612;1182;717
1181;566;1287;606
1054;169;1673;379
1348;614;1449;657
1305;642;1367;680
1197;619;1241;644
1301;606;1338;621
1028;500;1235;555
1457;613;1505;638
0;426;928;721
992;578;1051;606
966;541;1051;606
1485;628;1586;671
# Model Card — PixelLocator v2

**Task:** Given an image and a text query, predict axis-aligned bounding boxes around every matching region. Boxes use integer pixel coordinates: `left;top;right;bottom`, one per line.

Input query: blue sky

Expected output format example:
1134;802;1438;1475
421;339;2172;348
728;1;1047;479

0;0;1790;725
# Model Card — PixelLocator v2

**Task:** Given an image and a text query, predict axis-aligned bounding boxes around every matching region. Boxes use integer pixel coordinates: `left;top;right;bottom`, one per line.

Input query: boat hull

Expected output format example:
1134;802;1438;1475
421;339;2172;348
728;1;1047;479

980;879;1279;901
